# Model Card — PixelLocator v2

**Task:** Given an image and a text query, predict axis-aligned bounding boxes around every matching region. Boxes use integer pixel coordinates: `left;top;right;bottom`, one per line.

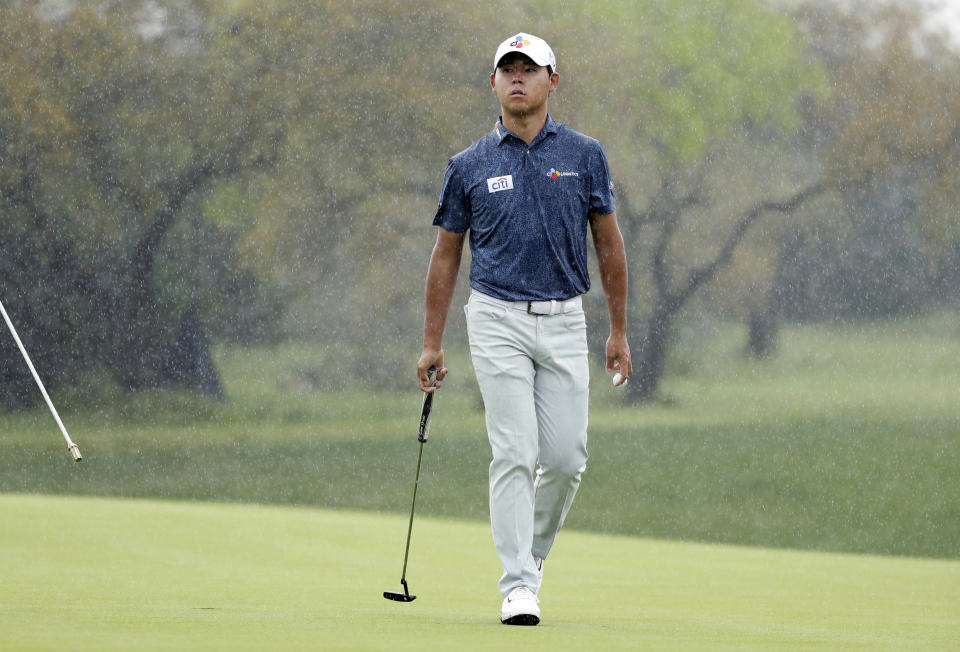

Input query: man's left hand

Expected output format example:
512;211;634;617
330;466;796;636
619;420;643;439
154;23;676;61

606;333;632;386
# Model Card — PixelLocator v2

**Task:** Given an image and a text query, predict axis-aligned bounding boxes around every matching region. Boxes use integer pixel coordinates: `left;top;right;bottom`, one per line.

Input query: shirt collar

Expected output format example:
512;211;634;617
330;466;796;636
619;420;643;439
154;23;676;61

494;114;559;145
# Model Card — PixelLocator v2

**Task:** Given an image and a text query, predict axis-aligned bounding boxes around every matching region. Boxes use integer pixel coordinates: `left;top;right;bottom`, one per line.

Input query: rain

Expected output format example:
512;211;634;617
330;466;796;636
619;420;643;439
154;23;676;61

1;1;958;649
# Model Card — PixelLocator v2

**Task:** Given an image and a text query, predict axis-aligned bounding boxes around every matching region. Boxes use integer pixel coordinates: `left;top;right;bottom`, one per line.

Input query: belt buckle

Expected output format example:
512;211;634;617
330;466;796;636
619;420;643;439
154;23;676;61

526;300;557;315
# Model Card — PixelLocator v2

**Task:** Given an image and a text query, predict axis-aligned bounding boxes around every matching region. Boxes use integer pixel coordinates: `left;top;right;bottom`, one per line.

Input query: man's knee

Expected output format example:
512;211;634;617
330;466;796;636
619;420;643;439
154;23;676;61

491;452;539;482
538;451;588;481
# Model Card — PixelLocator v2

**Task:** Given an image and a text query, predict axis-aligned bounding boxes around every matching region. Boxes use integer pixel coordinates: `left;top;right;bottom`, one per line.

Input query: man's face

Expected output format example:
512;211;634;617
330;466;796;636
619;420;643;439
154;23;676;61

490;53;559;118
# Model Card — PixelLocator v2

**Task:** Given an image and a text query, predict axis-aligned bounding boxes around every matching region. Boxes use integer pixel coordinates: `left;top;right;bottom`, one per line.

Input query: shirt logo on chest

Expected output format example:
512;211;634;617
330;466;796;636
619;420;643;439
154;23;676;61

548;167;579;179
486;175;514;193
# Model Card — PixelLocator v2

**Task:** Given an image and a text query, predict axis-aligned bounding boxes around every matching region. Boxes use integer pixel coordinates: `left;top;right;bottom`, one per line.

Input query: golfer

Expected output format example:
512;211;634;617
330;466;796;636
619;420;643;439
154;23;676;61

417;32;631;626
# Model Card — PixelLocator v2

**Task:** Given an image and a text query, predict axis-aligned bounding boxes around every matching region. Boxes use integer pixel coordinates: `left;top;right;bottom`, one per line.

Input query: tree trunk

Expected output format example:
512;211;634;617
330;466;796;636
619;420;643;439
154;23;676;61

161;307;224;399
746;228;804;358
112;208;176;390
627;304;674;402
747;308;779;358
110;162;218;391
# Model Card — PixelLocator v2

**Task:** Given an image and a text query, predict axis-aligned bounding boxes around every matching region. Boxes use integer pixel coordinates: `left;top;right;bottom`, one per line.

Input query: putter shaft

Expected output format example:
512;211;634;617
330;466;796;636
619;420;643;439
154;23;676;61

399;439;426;585
384;366;437;602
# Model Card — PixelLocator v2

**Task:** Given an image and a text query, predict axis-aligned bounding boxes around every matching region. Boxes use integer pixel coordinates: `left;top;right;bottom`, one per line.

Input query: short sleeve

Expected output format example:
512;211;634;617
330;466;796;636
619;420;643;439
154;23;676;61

589;143;616;216
433;159;470;233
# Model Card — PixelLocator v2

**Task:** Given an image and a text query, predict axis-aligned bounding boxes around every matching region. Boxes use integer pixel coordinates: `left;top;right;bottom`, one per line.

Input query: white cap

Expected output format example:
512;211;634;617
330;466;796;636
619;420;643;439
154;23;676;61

493;33;556;72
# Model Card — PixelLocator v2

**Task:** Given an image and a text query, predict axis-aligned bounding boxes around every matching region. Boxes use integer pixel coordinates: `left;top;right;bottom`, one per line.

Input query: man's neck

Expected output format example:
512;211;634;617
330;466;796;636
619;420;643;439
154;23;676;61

501;108;548;145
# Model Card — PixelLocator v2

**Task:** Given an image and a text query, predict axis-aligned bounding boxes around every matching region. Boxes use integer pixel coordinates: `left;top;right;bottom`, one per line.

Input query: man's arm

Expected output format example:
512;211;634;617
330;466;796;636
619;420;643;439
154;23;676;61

589;211;632;385
417;227;466;392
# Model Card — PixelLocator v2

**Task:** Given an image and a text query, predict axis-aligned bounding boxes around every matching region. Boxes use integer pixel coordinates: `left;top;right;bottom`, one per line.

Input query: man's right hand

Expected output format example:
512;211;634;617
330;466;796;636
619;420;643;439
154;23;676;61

417;350;447;392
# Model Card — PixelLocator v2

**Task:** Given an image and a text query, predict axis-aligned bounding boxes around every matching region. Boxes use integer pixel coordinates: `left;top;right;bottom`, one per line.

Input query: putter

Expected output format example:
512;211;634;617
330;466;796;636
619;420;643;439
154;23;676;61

383;366;438;603
0;297;82;462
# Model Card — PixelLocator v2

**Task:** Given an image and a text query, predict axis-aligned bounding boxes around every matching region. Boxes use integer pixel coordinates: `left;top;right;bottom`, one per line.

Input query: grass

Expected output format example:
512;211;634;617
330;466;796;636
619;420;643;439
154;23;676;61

2;316;958;559
2;493;958;651
2;316;959;649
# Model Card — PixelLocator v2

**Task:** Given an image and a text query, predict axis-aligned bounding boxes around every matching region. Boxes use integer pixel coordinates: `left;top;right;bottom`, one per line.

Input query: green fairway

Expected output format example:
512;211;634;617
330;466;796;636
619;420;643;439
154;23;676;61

1;493;957;651
1;316;959;559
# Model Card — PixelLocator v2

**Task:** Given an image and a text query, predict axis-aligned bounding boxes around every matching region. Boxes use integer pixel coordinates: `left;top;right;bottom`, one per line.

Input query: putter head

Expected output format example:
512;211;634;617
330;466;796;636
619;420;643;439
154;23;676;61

383;578;416;602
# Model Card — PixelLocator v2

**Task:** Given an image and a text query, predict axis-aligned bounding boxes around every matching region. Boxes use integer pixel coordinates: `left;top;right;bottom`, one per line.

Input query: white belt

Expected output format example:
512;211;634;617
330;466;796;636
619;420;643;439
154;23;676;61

472;291;582;316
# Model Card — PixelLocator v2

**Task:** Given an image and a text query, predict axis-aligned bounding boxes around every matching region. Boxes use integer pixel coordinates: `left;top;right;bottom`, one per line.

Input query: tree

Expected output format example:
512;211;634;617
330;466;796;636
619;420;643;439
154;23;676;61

744;1;960;343
245;2;532;387
0;3;287;401
549;0;828;400
0;0;536;399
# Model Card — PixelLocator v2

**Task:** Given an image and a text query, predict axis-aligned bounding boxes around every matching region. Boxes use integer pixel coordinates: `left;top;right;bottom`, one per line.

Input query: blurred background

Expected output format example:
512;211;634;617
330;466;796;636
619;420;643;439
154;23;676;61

1;0;958;558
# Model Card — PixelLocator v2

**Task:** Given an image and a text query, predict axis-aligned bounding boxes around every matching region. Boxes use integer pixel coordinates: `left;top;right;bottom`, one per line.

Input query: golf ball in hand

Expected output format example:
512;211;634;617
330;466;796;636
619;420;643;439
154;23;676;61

613;373;626;386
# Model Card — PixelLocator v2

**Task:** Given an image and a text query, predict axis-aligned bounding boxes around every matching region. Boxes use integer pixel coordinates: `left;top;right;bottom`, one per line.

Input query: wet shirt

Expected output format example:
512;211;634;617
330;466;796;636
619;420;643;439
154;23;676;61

433;115;615;302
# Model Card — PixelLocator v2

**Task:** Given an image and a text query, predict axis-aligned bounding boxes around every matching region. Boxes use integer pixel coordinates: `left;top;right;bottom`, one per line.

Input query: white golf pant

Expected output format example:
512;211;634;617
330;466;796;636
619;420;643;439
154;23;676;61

465;291;589;597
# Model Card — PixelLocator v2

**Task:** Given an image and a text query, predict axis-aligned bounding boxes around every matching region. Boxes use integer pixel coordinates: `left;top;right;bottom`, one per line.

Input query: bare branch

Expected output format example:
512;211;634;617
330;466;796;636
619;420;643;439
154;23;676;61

674;183;825;307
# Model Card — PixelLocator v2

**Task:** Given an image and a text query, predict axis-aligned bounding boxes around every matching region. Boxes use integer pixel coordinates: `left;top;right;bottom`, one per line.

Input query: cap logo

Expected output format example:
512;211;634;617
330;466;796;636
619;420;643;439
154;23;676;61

511;35;530;49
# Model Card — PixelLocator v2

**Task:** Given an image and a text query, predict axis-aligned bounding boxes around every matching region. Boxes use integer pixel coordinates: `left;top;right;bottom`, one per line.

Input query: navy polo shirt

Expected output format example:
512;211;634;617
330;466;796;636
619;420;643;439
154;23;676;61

433;114;616;302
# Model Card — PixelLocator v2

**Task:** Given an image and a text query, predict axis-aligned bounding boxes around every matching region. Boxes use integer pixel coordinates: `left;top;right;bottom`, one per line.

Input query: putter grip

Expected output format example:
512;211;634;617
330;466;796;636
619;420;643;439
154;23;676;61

418;366;437;443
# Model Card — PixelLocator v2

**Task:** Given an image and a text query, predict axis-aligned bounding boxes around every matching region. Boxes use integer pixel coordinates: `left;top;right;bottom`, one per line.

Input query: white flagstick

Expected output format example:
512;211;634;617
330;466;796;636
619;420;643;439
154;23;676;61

0;297;82;461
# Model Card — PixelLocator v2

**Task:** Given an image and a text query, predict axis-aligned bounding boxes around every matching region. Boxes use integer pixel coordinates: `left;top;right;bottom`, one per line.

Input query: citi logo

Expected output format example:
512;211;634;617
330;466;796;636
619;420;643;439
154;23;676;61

487;174;514;193
549;168;579;179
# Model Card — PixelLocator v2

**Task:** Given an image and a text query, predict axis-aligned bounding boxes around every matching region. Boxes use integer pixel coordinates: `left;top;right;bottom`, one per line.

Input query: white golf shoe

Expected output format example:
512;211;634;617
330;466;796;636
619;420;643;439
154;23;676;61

500;586;540;626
